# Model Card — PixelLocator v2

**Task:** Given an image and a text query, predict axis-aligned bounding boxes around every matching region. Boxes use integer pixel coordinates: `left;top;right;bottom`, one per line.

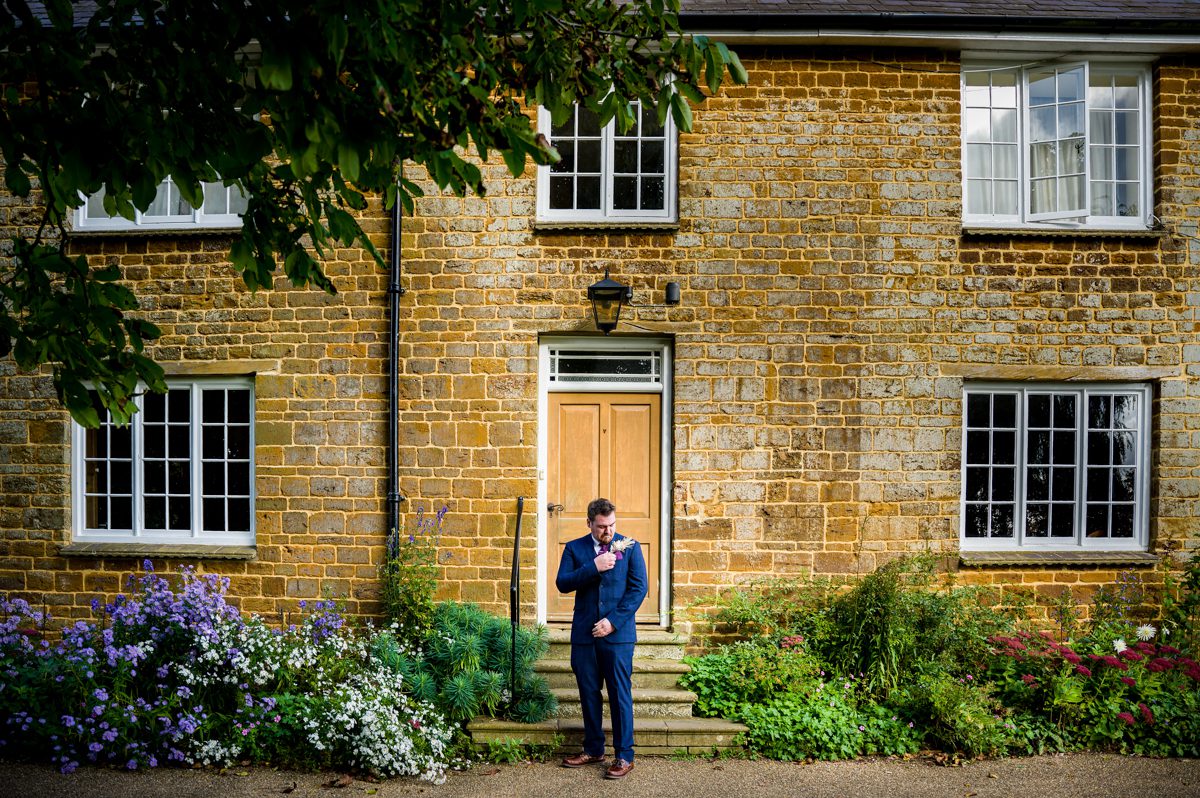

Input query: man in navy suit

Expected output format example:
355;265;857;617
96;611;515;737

555;497;647;779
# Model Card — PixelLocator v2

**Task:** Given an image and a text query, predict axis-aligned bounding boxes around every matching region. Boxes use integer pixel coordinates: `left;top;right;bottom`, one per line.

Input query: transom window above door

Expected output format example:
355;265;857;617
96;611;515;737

961;61;1151;230
960;382;1151;551
537;102;677;224
547;348;664;386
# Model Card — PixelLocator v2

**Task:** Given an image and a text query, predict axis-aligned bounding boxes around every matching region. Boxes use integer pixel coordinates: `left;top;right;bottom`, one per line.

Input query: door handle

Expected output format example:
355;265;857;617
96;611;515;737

547;503;564;514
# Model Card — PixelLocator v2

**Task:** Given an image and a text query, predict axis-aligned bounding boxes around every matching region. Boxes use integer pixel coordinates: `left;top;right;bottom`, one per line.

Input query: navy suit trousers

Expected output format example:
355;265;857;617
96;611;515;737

570;638;635;761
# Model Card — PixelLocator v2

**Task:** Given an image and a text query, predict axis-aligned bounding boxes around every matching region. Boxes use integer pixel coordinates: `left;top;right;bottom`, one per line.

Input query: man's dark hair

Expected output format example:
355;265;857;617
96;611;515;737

587;497;616;522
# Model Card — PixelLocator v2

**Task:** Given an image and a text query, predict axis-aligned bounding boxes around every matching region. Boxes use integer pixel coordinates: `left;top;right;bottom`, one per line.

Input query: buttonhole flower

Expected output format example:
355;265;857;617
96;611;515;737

609;537;634;560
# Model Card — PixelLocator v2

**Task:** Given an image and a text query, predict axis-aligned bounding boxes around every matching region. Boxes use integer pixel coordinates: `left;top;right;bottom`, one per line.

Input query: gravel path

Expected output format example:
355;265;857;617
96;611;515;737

0;754;1198;798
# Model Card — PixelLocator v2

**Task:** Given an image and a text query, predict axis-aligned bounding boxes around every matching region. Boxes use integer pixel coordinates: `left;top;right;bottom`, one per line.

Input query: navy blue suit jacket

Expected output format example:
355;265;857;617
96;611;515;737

555;533;648;645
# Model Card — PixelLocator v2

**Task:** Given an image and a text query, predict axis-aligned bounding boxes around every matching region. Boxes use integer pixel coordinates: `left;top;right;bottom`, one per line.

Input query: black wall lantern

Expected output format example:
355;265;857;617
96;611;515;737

587;269;633;334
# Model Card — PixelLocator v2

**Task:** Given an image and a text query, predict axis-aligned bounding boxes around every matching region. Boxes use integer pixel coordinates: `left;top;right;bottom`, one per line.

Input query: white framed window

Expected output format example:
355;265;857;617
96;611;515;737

537;102;677;224
71;377;255;546
962;61;1151;230
74;177;247;231
960;382;1151;551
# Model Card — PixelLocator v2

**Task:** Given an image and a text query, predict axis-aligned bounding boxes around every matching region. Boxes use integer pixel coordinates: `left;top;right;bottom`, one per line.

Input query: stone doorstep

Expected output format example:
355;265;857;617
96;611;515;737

551;687;698;718
467;716;748;754
536;658;690;690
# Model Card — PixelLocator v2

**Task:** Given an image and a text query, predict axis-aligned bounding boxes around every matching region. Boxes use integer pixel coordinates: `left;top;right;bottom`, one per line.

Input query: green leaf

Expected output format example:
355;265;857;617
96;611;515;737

727;51;749;84
5;164;30;196
259;49;293;91
337;144;361;183
670;92;693;131
327;17;349;65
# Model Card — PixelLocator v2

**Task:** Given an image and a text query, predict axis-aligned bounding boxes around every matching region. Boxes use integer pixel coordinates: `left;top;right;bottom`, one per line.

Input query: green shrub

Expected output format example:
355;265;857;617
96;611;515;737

900;672;1012;757
682;637;820;719
379;506;446;639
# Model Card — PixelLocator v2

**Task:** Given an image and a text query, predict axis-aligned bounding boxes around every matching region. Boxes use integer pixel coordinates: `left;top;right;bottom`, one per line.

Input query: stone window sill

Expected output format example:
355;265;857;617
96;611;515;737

959;550;1158;568
961;226;1165;240
533;220;679;233
60;542;256;561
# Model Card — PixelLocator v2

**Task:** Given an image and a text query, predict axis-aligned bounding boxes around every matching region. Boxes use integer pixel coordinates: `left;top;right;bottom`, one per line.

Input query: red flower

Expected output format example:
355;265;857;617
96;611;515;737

1138;703;1154;725
1119;649;1144;662
1075;665;1092;677
1117;712;1136;726
1120;676;1136;687
1135;642;1155;654
1159;645;1181;655
1146;658;1173;673
1021;674;1037;685
1061;649;1082;664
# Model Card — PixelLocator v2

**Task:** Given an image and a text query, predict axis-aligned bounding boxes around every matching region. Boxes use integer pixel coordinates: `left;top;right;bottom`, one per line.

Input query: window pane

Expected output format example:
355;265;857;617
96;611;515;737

994;394;1016;427
228;499;251;533
203;182;228;214
1088;395;1110;429
1090;111;1113;144
1088;82;1113;108
111;460;132;495
1053;394;1076;427
549;176;574;209
1060;176;1084;210
110;497;132;530
1111;505;1134;537
1058;67;1083;102
1114;182;1139;217
1031;108;1056;142
641;177;664;211
1113;431;1136;465
1113;395;1137;429
966;180;991;215
203;426;223;460
1059;104;1084;138
966;430;990;463
228;462;251;495
1028;467;1049;500
992;72;1017;107
993;145;1017;179
551;141;574;173
966;467;989;501
968;144;991;178
1052;431;1075;464
1028;430;1050;464
577;106;601;135
1115;111;1139;144
168;497;189;530
168;461;189;493
1051;504;1075;537
228;390;250;424
1114;75;1139;109
965;108;991;142
965;504;989;537
1028;394;1050;428
1115;147;1139;181
1113;468;1136;502
577;176;601;209
145;393;165;423
1030;177;1055;214
967;394;990;427
1052;466;1075;500
203;461;224;495
145;497;165;530
1087;468;1109;501
145;424;165;459
642;141;665;173
991;506;1014;538
577;140;601;172
1092;146;1113;180
1086;505;1108;538
228;426;250;460
1091;182;1113;217
614;140;638;173
145;461;165;495
1026;504;1048;537
992;468;1014;501
993;431;1015;465
613;176;637;210
992;108;1017;143
994;181;1017;215
1088;431;1111;465
1029;70;1056;105
145;180;171;216
203;497;225;532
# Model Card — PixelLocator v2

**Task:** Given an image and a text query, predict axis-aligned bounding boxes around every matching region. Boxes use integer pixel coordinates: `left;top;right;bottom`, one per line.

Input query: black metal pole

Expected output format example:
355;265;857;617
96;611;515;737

386;185;406;539
510;496;524;703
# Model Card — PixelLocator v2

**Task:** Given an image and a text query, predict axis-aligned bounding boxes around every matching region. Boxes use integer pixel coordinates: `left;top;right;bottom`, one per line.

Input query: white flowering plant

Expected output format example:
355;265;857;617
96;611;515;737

0;561;453;780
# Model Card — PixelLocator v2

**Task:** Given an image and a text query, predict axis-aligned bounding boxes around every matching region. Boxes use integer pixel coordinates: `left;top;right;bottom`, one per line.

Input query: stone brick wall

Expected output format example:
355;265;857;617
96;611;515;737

0;47;1197;629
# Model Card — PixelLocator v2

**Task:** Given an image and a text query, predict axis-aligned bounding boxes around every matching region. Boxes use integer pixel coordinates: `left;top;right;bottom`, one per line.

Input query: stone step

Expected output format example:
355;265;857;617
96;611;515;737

550;687;698;718
536;658;689;690
468;716;748;756
545;627;687;661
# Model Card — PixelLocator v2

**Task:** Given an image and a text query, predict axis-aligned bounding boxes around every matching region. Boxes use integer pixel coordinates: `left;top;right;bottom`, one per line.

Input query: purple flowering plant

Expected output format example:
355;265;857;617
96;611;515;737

1;561;452;779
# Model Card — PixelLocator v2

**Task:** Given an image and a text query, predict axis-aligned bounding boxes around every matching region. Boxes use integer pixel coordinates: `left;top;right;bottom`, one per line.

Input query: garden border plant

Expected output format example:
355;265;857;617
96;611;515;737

682;555;1200;762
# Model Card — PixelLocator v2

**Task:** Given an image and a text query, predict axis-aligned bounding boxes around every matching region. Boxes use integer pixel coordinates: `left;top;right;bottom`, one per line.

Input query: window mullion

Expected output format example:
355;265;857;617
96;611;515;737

1019;68;1031;223
602;121;613;218
1082;61;1092;221
191;382;203;539
132;391;145;539
1075;388;1088;548
1015;388;1026;547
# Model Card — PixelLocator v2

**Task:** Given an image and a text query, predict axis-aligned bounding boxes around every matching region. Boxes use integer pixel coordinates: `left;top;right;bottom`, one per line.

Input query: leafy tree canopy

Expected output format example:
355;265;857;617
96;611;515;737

0;0;746;425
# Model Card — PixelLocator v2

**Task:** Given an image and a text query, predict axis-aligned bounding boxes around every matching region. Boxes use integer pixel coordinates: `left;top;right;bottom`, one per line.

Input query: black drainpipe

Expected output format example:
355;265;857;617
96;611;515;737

386;191;407;537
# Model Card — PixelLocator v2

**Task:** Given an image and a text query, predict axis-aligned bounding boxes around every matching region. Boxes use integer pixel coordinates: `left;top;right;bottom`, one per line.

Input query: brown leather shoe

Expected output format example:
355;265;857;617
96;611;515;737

561;752;606;768
605;758;634;779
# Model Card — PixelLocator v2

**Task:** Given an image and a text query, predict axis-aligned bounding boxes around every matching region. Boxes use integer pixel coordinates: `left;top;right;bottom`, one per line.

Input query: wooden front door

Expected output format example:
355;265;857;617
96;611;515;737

547;392;661;624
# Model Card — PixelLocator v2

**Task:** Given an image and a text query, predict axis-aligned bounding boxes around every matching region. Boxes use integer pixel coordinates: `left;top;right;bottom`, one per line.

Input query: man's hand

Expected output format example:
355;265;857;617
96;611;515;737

592;618;614;637
594;552;616;572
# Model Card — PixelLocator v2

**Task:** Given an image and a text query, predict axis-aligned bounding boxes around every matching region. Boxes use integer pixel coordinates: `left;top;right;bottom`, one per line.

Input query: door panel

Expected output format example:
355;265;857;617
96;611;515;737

548;392;660;624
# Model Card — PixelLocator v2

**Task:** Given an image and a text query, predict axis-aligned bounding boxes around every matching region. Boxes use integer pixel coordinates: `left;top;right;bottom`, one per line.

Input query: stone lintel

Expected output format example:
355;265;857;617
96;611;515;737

159;360;281;376
940;365;1180;382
